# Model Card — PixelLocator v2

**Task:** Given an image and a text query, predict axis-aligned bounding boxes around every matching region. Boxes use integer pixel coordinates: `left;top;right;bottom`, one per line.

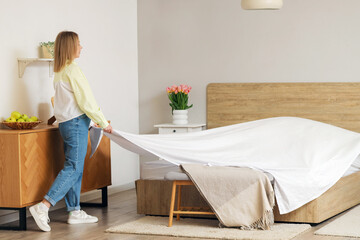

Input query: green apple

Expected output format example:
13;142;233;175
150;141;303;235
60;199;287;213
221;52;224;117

21;114;28;119
11;111;21;119
17;118;25;122
6;117;16;122
30;116;38;121
27;118;35;122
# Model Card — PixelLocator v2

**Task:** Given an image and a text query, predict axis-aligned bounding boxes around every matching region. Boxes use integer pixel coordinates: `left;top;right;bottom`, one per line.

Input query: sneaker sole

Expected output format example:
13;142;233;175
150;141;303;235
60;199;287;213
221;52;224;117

67;219;98;224
29;207;51;232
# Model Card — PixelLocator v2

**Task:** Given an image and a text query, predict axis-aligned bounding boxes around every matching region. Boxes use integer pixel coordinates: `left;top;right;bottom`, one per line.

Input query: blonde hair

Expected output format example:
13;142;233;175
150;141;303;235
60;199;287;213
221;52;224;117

54;31;79;72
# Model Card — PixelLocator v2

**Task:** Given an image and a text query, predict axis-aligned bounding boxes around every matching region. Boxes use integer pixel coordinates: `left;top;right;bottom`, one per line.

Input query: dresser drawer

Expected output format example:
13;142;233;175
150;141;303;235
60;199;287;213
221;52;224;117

155;124;206;134
159;127;188;134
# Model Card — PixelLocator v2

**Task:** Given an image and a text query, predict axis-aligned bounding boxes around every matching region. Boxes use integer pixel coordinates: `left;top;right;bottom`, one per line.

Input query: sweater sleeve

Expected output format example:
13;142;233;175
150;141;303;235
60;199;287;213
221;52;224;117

67;64;109;128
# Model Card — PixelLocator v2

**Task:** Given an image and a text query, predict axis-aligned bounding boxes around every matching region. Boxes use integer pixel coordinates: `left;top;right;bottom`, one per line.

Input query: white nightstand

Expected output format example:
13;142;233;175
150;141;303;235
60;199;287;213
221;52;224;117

154;123;206;134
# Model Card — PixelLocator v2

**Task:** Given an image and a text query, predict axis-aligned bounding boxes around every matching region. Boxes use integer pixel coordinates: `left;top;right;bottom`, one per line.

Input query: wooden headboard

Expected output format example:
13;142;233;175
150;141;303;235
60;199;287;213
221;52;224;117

207;82;360;132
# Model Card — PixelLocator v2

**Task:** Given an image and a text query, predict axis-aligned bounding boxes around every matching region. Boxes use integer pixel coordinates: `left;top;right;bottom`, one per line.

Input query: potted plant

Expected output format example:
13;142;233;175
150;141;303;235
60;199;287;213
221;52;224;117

166;84;193;125
39;41;55;58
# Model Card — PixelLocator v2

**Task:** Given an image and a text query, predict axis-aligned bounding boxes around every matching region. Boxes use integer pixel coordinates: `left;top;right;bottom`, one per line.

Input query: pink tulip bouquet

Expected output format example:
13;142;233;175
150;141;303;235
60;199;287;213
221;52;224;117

166;84;193;113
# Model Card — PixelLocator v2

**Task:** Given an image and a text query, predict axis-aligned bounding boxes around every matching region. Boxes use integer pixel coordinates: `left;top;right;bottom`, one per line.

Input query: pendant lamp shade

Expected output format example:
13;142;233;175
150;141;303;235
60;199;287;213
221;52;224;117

241;0;283;10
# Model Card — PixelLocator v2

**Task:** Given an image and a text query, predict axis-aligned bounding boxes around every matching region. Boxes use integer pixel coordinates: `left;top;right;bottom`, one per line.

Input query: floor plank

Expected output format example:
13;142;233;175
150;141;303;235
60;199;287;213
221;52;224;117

0;189;356;240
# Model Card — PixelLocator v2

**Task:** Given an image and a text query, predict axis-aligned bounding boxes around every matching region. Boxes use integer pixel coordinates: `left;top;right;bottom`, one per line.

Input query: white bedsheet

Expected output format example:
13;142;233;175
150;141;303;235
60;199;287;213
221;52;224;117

101;117;360;214
140;158;360;180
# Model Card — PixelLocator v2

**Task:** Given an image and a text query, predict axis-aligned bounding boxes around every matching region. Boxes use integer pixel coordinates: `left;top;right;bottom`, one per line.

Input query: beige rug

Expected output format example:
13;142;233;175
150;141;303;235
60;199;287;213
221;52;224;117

106;216;311;240
315;205;360;238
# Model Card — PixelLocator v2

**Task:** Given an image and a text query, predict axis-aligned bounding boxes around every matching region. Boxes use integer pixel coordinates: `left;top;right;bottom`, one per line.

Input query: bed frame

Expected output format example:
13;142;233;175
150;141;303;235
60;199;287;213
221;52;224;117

136;82;360;223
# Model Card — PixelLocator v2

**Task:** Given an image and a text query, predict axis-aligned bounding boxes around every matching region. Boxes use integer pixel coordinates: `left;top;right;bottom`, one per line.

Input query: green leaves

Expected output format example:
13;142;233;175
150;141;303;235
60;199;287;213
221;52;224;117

168;92;193;114
39;41;55;47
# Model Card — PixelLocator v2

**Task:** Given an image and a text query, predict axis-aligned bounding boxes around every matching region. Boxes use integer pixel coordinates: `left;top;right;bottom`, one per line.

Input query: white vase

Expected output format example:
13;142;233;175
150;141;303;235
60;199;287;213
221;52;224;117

172;110;188;125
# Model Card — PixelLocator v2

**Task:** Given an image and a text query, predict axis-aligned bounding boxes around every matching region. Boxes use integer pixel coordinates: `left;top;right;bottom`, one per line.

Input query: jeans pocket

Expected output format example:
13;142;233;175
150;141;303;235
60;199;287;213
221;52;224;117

60;118;77;140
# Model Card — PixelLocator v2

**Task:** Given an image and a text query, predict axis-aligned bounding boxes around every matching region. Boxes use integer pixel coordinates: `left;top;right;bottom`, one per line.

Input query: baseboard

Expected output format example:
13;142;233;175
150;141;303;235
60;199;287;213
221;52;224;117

107;182;135;195
0;182;135;226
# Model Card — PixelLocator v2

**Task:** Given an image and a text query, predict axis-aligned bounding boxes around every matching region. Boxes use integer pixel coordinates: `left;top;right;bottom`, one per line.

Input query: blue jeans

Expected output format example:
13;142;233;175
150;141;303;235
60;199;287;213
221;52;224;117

44;114;90;211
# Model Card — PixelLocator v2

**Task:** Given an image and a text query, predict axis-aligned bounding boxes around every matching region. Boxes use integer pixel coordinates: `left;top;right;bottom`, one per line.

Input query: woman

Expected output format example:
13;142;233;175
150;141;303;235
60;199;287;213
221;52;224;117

29;31;112;232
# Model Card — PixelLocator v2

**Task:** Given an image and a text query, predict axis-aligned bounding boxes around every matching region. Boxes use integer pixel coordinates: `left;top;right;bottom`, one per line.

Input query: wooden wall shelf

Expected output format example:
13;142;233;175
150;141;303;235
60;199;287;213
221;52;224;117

17;58;54;78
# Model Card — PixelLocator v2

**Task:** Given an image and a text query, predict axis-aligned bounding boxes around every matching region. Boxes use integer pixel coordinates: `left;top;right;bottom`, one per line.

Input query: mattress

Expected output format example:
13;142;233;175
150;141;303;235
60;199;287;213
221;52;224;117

140;156;360;180
140;159;182;180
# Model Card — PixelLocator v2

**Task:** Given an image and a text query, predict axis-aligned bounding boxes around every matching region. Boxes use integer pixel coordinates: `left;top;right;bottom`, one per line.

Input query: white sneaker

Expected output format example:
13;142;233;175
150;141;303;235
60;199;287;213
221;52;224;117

29;204;51;232
67;210;98;224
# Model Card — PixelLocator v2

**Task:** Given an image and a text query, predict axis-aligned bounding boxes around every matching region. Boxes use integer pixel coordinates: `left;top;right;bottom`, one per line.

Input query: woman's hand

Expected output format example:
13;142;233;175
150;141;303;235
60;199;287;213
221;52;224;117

103;124;113;133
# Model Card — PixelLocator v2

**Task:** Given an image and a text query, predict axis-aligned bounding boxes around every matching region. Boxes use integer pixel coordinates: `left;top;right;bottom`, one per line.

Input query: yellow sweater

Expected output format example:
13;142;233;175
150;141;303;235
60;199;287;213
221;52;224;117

53;61;109;128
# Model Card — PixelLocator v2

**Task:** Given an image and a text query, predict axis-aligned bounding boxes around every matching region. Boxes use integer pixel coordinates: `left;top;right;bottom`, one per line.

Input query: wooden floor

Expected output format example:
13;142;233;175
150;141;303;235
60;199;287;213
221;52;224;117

0;188;356;240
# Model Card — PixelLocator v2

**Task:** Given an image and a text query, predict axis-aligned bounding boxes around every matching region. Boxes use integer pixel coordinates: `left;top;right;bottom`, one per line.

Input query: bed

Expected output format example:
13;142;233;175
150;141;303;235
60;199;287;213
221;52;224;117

135;82;360;223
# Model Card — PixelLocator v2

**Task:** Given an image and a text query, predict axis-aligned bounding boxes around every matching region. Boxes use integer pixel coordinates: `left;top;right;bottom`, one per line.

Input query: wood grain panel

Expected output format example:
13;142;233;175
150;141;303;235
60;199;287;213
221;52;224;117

274;171;360;223
136;180;210;216
81;135;111;192
207;82;360;131
136;180;173;215
20;131;64;206
0;134;21;207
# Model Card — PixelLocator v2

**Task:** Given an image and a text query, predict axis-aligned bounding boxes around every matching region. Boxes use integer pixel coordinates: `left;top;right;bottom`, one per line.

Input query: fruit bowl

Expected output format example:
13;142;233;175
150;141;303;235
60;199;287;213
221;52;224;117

1;121;42;130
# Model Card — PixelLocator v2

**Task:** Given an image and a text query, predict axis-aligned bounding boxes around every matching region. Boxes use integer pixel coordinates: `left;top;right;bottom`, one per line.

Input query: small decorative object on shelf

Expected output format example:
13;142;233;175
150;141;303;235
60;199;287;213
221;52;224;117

2;111;41;129
166;84;193;125
39;41;55;58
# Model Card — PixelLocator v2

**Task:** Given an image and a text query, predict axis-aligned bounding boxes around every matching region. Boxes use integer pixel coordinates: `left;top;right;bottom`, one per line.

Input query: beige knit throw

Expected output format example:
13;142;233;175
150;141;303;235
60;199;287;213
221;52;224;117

181;164;275;230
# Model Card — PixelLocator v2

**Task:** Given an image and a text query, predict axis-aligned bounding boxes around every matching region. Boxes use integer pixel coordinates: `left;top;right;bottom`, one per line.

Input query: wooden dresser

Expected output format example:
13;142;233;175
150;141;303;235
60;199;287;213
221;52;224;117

0;124;111;230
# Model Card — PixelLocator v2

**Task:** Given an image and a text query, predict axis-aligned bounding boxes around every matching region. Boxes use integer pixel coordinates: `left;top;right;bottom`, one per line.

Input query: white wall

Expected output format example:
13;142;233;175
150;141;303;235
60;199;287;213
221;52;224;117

138;0;360;138
0;0;139;217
